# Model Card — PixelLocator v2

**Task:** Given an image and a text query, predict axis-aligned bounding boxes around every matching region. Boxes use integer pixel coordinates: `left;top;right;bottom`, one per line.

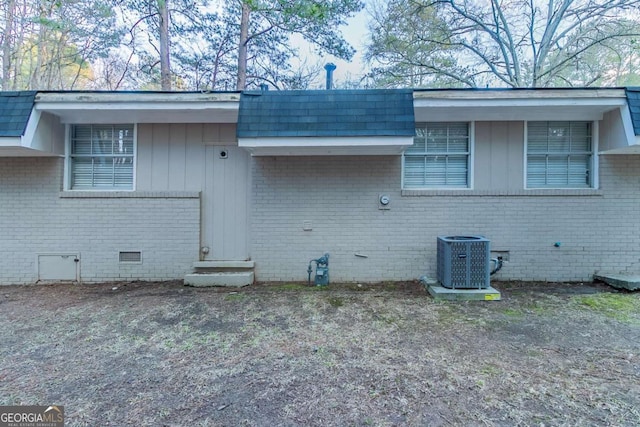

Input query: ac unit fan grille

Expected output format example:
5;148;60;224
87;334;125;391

437;236;490;289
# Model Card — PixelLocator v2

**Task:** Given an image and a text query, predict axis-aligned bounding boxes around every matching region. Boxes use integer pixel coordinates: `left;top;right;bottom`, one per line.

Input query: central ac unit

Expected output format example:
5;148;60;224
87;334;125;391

437;235;490;289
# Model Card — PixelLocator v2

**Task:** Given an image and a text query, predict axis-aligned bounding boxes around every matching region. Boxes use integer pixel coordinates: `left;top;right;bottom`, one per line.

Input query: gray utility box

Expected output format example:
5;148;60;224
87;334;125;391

437;236;490;289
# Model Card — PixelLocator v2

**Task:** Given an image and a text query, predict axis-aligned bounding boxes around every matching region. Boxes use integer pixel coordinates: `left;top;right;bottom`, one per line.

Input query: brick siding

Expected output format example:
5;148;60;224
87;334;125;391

250;155;640;283
0;158;200;285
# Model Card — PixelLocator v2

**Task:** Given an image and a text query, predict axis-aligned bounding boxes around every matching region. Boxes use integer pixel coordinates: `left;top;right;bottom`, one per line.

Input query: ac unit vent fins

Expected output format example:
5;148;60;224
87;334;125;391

437;236;490;289
119;251;142;263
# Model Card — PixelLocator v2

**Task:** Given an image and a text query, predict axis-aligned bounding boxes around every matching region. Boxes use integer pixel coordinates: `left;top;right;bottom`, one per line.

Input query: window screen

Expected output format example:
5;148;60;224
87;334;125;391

404;122;470;188
69;124;134;190
527;121;592;188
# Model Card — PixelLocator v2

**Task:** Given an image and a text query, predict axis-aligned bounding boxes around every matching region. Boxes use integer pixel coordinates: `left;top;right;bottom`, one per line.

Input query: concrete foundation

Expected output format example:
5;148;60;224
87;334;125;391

593;274;640;291
426;284;502;301
184;272;254;288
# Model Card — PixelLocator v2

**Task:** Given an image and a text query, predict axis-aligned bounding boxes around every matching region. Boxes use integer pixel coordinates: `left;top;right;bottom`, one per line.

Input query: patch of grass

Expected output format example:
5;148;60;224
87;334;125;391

327;296;344;308
574;293;640;323
436;305;487;326
269;283;326;291
224;292;247;301
480;364;501;376
501;308;525;317
374;313;399;325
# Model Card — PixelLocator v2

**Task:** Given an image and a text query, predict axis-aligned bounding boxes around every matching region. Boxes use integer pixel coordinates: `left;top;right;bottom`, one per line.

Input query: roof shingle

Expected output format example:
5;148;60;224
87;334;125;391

625;88;640;135
0;91;36;137
237;89;415;138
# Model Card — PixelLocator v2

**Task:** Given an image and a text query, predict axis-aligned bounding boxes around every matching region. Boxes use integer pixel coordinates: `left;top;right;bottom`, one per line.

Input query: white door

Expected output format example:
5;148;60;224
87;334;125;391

38;254;79;281
202;145;250;261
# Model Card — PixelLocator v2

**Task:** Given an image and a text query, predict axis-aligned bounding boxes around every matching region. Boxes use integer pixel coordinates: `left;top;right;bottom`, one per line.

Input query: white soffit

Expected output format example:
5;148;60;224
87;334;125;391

238;136;413;156
0;146;60;157
413;90;627;122
600;136;640;155
0;109;61;157
34;92;240;124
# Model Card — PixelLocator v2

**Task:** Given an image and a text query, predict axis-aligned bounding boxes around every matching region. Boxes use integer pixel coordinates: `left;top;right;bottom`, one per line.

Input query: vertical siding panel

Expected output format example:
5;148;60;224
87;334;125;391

600;109;627;151
490;122;509;188
220;123;237;143
474;122;525;191
151;124;170;190
474;122;491;190
168;124;187;190
203;145;215;255
185;124;205;191
223;148;235;257
203;123;220;144
227;148;248;259
507;122;524;190
211;147;226;259
136;124;153;190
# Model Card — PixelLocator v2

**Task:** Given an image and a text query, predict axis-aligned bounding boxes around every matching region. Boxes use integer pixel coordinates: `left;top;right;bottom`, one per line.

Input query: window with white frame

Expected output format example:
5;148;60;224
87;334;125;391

527;121;593;188
68;124;135;190
403;122;470;188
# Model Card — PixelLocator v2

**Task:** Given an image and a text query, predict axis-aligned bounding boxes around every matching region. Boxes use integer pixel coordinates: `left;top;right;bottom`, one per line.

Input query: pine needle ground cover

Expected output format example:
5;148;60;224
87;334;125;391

1;281;639;426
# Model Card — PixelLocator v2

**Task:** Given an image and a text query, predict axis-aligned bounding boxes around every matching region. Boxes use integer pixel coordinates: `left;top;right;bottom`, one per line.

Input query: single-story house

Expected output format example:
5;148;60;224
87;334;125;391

1;87;640;286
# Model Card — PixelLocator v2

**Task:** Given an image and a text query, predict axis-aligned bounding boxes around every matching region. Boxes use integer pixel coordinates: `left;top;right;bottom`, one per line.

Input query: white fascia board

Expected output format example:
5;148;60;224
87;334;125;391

35;92;240;103
0;137;21;147
35;101;237;112
413;97;626;122
599;143;640;155
619;105;637;148
239;136;413;156
413;97;626;108
0;108;42;150
20;108;41;149
34;101;239;124
413;88;626;100
0;147;60;157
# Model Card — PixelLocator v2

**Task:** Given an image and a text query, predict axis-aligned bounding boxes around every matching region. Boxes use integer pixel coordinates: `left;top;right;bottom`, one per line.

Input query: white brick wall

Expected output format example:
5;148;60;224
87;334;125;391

3;153;639;285
250;155;640;283
0;158;200;285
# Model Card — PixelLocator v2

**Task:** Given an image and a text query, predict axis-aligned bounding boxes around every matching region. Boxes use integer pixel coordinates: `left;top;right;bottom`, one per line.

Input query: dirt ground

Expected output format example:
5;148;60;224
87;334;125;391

1;280;639;426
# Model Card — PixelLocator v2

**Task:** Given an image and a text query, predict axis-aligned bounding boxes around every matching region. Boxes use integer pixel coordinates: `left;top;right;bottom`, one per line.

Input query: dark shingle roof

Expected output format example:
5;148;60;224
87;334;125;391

0;91;36;137
625;88;640;135
237;89;415;138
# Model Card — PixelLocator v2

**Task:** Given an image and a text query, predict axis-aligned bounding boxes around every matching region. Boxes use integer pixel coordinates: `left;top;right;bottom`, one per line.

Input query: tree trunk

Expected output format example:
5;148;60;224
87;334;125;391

30;0;49;89
236;1;250;90
158;0;171;90
1;0;15;90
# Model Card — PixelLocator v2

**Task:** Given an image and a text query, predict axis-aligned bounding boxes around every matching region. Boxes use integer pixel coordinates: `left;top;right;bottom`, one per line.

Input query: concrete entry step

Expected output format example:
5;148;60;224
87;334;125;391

426;284;502;301
184;272;254;288
192;260;255;270
594;274;640;291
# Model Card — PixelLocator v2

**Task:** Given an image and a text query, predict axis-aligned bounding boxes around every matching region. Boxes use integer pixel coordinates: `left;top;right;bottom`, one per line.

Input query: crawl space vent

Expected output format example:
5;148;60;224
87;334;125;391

119;251;142;263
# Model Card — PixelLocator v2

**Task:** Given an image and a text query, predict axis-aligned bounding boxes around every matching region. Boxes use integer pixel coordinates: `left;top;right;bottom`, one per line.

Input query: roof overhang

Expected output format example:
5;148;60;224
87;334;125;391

238;136;413;156
413;89;627;122
599;143;640;154
0;109;61;157
34;92;240;124
0;145;60;156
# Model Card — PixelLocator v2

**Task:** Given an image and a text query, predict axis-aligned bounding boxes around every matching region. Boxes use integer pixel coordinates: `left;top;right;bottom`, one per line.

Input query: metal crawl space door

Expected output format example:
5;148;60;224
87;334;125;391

201;145;250;261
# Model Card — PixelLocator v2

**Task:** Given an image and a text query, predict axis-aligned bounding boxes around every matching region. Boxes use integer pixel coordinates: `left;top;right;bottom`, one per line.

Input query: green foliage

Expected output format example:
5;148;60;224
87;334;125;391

365;0;640;88
2;0;361;90
575;293;640;323
2;0;122;90
235;0;364;89
365;0;460;88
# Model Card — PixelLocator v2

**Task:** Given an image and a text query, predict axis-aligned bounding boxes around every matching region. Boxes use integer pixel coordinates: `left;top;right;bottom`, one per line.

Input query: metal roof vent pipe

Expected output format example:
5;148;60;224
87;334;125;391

324;63;337;90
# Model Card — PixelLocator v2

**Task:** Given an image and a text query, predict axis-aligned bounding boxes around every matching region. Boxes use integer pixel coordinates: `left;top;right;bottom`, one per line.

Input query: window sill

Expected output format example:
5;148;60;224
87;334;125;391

60;191;200;199
401;189;604;197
